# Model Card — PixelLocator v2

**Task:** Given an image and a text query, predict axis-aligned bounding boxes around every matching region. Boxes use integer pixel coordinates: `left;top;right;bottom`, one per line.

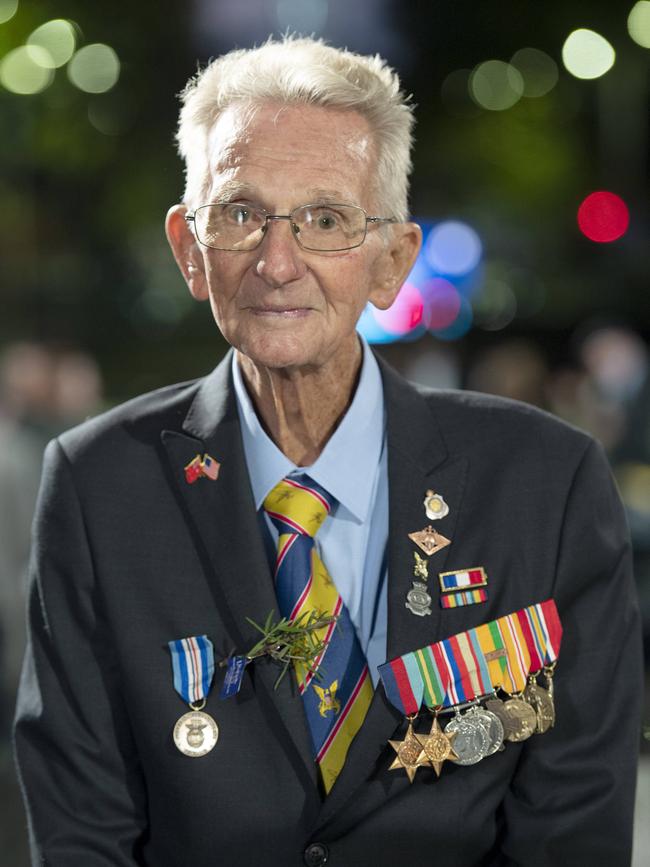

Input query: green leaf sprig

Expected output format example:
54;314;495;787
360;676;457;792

244;609;339;690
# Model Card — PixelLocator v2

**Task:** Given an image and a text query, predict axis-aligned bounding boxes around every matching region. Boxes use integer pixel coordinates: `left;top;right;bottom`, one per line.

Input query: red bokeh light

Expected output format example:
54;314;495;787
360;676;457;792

421;278;462;330
372;283;424;336
577;191;629;243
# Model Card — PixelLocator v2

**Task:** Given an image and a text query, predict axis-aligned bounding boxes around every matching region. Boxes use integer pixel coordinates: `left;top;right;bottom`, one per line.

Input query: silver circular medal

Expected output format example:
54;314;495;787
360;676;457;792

444;712;489;765
468;706;504;756
173;710;219;757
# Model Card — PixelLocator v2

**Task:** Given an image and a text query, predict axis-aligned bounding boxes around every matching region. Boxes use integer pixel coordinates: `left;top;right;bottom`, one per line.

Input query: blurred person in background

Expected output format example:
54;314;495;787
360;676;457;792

0;343;103;736
465;339;550;409
13;36;643;867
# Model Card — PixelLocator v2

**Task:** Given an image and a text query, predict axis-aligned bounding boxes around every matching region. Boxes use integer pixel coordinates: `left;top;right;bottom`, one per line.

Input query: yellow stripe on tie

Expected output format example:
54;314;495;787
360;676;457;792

317;671;373;793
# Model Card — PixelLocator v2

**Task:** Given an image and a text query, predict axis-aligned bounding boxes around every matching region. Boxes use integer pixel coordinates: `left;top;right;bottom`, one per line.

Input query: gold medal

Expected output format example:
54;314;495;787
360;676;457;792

501;697;537;742
524;678;555;733
173;710;219;757
417;715;458;777
388;718;425;783
408;525;452;556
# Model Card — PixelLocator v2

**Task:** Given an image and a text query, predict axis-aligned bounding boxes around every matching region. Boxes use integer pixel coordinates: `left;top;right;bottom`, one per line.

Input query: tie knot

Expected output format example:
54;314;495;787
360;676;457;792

263;474;333;539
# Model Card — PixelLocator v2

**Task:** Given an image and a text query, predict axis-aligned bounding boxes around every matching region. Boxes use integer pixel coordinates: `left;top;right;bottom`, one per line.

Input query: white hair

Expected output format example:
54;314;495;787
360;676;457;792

175;35;415;220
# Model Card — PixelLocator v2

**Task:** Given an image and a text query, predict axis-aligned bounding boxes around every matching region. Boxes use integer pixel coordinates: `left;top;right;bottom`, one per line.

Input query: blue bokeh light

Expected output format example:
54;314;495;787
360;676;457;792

357;219;483;344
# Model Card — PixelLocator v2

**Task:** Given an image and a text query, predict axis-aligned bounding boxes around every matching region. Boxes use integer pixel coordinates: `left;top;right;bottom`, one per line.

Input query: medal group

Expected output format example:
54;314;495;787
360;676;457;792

381;487;563;783
379;599;561;782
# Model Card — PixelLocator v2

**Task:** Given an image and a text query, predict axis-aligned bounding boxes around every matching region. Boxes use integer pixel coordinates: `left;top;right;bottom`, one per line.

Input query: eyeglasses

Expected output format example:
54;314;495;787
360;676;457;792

184;202;397;253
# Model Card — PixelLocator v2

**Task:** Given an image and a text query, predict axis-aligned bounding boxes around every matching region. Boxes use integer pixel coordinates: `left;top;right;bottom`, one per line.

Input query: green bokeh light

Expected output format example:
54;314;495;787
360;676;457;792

67;43;120;93
0;45;55;94
27;19;77;68
562;29;615;80
0;0;18;25
510;48;559;98
470;60;524;111
628;1;650;48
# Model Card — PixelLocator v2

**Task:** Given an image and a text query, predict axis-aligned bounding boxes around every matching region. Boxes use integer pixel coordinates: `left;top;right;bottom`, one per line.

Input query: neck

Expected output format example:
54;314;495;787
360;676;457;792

236;342;363;466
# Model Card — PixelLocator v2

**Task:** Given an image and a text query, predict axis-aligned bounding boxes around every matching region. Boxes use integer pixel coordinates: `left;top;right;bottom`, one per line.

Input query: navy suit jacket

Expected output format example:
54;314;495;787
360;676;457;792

14;351;642;866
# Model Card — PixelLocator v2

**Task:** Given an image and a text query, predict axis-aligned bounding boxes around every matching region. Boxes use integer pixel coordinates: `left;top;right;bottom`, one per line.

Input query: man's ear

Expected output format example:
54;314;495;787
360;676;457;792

165;204;208;301
368;221;422;310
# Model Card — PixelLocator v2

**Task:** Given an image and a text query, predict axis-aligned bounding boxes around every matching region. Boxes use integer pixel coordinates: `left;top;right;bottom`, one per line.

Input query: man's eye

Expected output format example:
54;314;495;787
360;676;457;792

225;205;252;225
316;212;338;230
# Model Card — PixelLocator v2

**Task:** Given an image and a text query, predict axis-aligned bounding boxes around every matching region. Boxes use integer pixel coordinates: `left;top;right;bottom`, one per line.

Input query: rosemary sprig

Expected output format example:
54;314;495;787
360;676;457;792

244;609;338;690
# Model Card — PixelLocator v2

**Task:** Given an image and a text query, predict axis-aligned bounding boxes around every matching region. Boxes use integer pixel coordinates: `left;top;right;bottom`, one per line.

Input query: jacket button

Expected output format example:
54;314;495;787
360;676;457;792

304;841;329;866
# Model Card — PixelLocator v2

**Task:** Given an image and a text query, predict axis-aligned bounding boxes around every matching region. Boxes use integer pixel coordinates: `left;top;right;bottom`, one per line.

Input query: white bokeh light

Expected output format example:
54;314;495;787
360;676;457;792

67;43;120;93
562;29;615;80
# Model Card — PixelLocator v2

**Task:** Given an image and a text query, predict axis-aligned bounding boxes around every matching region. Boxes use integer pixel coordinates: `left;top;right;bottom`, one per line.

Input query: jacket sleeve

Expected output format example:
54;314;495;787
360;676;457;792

499;438;643;865
13;438;148;867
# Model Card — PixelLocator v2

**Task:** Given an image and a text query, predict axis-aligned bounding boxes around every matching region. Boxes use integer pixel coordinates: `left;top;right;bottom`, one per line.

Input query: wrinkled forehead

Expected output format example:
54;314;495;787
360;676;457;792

205;101;379;206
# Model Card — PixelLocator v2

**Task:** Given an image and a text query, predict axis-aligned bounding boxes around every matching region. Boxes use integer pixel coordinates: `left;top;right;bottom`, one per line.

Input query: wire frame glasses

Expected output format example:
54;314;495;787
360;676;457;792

185;202;397;252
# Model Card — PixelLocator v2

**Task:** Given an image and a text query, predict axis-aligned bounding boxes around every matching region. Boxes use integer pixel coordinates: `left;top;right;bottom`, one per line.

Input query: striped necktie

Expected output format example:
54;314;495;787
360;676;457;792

263;474;373;793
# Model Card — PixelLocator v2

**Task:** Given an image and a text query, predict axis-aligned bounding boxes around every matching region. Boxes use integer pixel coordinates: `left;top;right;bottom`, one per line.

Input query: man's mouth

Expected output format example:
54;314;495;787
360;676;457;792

249;307;311;318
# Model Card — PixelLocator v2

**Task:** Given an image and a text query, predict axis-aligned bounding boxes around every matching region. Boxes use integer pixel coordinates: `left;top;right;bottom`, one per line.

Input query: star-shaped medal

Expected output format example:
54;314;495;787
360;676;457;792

388;720;425;783
417;716;458;777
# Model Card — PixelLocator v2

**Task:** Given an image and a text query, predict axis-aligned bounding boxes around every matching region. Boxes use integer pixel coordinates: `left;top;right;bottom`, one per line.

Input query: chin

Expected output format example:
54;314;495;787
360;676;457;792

233;333;321;371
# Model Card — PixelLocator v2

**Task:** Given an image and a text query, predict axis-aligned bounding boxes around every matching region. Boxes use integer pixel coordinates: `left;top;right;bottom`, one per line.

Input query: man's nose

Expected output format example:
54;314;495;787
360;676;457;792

255;217;306;286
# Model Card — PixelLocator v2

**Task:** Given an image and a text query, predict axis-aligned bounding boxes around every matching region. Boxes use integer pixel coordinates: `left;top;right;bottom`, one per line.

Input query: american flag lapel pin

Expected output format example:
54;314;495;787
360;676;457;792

200;453;221;481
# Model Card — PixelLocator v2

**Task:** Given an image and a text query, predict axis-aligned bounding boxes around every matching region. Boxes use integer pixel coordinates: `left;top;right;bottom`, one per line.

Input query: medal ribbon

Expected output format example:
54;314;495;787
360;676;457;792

495;613;531;694
379;598;562;714
168;635;215;705
535;599;562;664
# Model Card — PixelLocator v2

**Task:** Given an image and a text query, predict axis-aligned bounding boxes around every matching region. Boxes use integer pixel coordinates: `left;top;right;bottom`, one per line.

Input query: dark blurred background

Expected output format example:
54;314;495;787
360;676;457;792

1;1;649;863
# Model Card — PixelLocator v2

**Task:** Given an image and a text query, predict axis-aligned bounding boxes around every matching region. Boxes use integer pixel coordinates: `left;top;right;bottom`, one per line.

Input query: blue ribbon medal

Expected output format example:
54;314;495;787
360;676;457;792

168;635;219;757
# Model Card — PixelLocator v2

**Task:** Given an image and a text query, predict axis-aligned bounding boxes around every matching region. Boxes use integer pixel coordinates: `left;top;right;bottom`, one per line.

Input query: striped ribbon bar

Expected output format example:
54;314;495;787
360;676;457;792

440;587;488;609
378;599;562;714
168;635;215;705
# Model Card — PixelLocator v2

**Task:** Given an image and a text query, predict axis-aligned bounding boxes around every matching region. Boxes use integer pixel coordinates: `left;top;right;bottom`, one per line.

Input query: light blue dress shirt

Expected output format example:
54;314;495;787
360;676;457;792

232;339;388;686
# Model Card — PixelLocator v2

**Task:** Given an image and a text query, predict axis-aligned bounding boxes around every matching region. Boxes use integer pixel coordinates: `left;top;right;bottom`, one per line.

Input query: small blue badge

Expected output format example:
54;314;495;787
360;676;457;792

219;655;249;699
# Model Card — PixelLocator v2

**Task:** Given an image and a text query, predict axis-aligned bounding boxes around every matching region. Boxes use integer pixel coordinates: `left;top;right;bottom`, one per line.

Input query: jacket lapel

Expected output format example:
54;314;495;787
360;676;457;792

314;356;468;830
160;353;319;797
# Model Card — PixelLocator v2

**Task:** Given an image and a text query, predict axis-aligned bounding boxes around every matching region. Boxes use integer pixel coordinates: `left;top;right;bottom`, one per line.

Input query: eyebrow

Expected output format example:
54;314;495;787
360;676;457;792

209;180;259;202
208;183;355;207
304;188;354;204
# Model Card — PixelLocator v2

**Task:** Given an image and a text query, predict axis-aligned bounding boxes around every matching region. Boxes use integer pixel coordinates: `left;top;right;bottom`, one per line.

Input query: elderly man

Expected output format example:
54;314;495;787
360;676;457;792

14;37;641;867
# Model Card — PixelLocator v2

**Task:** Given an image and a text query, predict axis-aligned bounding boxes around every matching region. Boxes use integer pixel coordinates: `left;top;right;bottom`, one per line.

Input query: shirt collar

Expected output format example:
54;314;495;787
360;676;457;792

232;337;385;522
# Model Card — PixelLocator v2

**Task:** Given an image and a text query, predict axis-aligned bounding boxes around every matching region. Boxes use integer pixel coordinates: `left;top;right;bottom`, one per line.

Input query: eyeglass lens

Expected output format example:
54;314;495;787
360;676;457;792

194;203;367;251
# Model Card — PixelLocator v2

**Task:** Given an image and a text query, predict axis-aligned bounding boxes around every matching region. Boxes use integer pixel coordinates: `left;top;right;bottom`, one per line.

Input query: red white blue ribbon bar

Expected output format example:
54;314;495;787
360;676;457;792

168;635;215;705
378;598;562;716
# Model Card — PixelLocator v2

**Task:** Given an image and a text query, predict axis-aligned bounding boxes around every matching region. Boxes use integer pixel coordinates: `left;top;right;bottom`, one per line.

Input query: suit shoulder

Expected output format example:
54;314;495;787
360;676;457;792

419;386;594;458
57;378;202;462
